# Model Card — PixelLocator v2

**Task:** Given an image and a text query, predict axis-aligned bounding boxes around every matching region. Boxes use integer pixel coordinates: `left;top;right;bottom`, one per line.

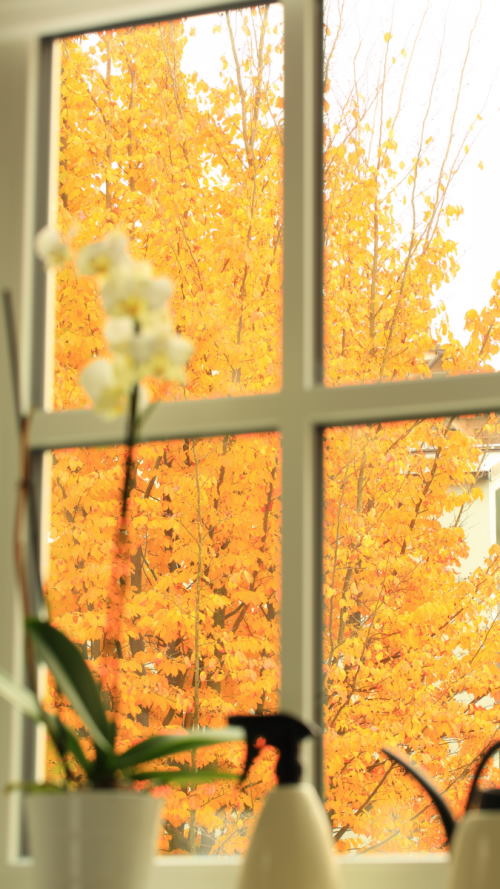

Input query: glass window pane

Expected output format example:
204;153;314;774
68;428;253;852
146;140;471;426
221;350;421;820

323;1;500;386
323;414;499;852
45;432;281;854
49;6;283;410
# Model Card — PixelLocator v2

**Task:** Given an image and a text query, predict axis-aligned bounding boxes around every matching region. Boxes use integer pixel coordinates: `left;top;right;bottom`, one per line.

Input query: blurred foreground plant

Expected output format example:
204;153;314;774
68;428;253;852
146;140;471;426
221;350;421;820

0;228;241;790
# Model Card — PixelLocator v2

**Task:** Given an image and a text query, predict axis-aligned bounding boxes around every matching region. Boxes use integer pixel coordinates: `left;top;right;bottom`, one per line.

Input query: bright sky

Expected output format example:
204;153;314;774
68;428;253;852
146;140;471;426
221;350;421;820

183;0;500;343
329;0;500;340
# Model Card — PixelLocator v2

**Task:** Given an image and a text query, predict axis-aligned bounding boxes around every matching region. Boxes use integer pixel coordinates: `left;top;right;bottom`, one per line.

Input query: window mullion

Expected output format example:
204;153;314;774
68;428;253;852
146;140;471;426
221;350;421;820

29;395;282;451
30;369;500;453
280;0;323;782
304;373;500;427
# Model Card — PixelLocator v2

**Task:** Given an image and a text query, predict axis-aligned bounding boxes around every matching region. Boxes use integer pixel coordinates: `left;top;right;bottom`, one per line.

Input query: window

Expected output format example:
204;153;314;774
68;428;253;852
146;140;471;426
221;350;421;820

1;0;499;887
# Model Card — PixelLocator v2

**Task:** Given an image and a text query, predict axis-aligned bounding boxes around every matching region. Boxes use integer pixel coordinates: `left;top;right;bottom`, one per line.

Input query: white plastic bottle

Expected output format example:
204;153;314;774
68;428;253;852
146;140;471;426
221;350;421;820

229;714;342;889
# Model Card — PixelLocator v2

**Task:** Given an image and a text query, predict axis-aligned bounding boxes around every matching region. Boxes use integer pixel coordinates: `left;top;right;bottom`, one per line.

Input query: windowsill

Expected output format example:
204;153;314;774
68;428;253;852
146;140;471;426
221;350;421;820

338;854;448;889
2;853;449;889
147;852;449;889
8;852;450;889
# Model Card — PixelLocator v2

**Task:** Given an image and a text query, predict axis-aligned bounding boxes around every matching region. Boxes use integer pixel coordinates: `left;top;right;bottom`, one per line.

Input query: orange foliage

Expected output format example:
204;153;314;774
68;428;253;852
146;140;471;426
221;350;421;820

323;418;499;851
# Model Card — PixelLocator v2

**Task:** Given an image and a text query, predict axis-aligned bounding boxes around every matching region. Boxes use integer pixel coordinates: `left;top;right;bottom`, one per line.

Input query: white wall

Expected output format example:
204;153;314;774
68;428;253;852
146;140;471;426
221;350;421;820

0;0;222;40
456;477;493;576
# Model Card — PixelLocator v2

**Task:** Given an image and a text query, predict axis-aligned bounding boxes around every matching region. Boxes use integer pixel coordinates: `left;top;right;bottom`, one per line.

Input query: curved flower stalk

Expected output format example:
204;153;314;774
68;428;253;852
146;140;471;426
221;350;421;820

0;228;242;791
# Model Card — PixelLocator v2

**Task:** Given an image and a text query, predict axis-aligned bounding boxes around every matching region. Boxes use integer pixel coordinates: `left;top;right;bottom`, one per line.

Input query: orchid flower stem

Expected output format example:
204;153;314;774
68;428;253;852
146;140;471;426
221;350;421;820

121;383;139;521
2;288;21;418
15;418;38;693
102;383;139;715
2;289;39;692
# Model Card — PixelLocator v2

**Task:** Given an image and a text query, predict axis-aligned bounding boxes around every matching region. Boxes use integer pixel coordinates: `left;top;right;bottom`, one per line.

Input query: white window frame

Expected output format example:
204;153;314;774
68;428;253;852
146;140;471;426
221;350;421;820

1;1;500;887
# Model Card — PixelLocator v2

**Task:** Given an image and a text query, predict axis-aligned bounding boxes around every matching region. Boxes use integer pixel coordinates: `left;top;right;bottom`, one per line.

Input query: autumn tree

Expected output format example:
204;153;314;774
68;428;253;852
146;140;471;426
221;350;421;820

49;8;283;854
321;3;500;851
45;4;498;855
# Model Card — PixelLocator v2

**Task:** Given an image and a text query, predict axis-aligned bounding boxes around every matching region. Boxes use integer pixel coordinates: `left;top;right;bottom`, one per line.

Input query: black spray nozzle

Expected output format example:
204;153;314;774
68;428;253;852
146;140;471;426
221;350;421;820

383;740;500;846
464;739;500;812
229;712;320;784
382;747;456;844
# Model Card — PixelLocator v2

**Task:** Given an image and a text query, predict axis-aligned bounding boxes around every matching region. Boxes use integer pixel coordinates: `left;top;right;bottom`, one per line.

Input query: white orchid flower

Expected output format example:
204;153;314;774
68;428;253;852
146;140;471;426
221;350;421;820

136;326;193;381
104;316;137;351
104;317;192;382
34;226;69;268
76;231;129;276
80;357;148;420
101;261;173;320
160;332;194;382
164;332;193;368
134;326;193;382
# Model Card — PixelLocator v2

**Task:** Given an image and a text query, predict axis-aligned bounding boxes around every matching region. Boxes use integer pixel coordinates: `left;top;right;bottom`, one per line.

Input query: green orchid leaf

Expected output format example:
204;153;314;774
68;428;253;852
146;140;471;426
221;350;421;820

0;665;95;782
43;712;92;775
113;727;244;771
26;619;113;754
86;747;120;788
129;767;238;786
0;667;42;721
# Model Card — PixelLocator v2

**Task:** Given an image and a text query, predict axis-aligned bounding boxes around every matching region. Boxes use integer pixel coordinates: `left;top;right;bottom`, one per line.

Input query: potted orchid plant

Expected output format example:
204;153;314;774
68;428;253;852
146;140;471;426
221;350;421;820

0;228;242;889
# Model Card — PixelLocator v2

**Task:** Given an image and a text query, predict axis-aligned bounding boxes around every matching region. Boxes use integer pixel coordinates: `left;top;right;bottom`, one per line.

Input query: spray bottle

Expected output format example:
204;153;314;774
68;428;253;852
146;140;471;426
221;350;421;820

229;713;341;889
383;740;500;889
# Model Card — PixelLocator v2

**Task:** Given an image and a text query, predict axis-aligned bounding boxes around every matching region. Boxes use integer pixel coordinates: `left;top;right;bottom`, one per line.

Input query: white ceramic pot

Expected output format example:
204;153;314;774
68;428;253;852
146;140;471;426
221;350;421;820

26;790;162;889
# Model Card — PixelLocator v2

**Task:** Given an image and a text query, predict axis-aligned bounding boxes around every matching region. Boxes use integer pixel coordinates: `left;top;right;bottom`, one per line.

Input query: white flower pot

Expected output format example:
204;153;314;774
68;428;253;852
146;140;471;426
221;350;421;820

26;790;162;889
